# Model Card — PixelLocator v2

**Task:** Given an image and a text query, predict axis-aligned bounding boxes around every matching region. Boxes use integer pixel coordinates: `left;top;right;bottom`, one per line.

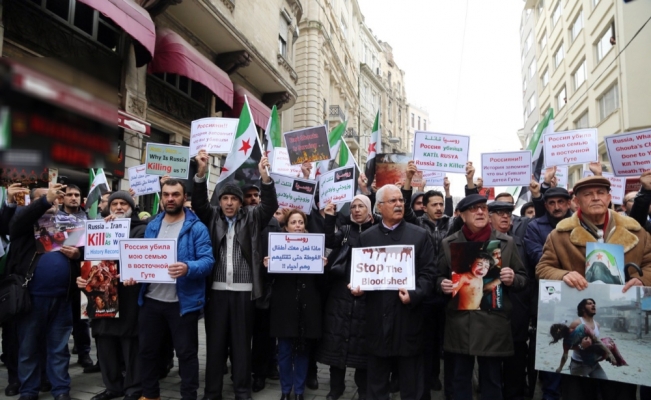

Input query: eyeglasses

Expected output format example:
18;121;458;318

379;198;405;206
491;210;512;217
467;204;488;213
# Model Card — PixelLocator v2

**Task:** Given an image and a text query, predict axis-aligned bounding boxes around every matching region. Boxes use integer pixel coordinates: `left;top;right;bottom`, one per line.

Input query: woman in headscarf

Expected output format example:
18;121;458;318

316;195;375;400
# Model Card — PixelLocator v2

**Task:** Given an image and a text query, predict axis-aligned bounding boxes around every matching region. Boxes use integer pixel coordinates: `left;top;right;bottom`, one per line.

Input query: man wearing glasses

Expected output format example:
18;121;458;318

351;184;437;400
438;194;527;400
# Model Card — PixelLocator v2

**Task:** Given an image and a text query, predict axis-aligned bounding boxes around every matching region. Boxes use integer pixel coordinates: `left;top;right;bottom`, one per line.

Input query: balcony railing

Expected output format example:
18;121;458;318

329;105;346;122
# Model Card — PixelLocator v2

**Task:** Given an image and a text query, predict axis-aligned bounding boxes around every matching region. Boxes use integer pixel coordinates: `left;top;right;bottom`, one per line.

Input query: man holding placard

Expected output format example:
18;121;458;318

192;150;278;400
127;179;214;400
351;184;437;400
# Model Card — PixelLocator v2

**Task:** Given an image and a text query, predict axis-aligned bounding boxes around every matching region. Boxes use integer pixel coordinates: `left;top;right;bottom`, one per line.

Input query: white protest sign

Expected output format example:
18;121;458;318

423;171;445;186
604;129;651;176
189;117;238;156
538;166;568;189
582;170;626;204
543;128;598;167
319;166;355;208
119;239;177;283
128;164;161;196
267;233;325;274
350;245;416;290
270;173;316;214
481;151;531;187
412;131;469;174
271;147;303;177
84;219;131;260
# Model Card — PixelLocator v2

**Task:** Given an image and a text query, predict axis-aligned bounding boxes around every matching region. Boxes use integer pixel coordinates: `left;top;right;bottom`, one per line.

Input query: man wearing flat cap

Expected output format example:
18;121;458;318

536;175;651;400
192;150;278;400
438;194;527;400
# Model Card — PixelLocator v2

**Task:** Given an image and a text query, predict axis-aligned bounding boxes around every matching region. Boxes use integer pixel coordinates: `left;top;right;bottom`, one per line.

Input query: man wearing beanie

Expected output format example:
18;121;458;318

76;190;148;400
537;175;651;400
192;150;278;400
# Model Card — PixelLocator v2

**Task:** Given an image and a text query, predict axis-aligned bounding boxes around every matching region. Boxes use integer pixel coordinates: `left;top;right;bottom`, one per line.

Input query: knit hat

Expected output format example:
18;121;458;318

108;191;135;212
218;183;244;204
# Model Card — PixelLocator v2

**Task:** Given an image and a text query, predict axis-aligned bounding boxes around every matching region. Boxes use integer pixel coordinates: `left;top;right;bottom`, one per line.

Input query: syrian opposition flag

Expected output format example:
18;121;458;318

86;168;109;219
210;96;262;205
364;111;380;186
263;105;281;161
338;138;356;168
314;120;348;179
151;192;160;215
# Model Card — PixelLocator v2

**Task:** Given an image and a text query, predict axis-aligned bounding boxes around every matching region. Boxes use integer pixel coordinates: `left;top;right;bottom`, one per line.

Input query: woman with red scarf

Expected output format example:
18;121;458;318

437;194;528;400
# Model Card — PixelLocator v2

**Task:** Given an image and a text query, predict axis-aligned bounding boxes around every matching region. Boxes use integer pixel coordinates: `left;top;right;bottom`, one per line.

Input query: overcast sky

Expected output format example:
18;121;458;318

357;0;525;196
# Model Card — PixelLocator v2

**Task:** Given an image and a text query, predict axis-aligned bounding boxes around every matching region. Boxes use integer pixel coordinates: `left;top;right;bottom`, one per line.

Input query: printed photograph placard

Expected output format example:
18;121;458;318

270;173;316;214
350;245;416;291
119;239;177;283
412;132;470;174
449;241;503;311
267;233;325;274
34;212;86;253
283;125;333;165
145;143;191;179
536;280;651;386
319;166;355;207
374;153;423;188
585;243;625;285
80;260;119;319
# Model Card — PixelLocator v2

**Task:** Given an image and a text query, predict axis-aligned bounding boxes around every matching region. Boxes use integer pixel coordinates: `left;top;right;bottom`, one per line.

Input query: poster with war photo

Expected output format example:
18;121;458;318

283;125;333;165
80;260;119;319
535;280;651;386
34;211;86;253
449;241;503;311
374;153;423;188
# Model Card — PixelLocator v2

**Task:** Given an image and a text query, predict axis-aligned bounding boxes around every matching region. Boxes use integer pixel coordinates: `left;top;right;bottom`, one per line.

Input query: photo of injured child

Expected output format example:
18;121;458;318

449;240;503;311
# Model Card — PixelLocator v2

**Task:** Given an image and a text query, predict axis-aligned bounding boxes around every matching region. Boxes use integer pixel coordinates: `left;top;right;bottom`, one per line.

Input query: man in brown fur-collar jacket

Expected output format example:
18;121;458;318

536;175;651;400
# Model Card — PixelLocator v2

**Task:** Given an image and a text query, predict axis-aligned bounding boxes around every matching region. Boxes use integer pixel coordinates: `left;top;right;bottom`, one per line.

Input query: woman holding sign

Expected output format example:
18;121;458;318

264;210;327;400
316;196;375;400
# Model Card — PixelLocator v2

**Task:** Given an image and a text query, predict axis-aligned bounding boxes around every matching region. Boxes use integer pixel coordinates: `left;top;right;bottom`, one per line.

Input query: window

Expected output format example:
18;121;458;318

340;15;347;39
551;2;561;28
523;78;527;92
537;0;544;17
397;82;401;94
411;113;415;128
529;59;537;79
388;100;393;121
556;86;567;110
596;23;615;63
529;95;537;115
388;72;392;87
398;109;402;125
418;116;421;130
35;0;122;52
541;68;549;88
554;43;564;68
539;31;547;51
573;60;586;90
598;84;619;121
152;73;208;104
423;120;427;131
521;51;525;65
526;32;533;53
278;15;289;57
532;121;539;135
575;111;589;129
570;11;583;43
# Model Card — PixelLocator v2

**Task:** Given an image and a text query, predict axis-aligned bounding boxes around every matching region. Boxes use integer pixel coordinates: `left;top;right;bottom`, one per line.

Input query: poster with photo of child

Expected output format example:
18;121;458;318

450;240;503;311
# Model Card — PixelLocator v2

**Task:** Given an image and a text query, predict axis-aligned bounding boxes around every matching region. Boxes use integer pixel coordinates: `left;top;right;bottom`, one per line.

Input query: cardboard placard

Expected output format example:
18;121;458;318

84;218;131;260
283;125;333;165
481;151;532;186
145;143;191;179
119;239;177;283
267;233;325;274
271;147;304;177
318;166;355;207
543;129;598;167
412;132;470;174
128;164;161;196
270;173;316;215
582;171;626;205
189;117;238;156
350;245;416;290
604;129;651;176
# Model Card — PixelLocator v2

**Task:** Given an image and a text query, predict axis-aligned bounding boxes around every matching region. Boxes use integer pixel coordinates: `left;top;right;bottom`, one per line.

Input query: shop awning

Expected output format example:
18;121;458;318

228;84;270;129
77;0;155;67
148;28;234;108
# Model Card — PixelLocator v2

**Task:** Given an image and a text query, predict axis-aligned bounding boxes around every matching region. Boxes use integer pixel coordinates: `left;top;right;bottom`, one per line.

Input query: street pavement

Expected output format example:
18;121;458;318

0;319;546;400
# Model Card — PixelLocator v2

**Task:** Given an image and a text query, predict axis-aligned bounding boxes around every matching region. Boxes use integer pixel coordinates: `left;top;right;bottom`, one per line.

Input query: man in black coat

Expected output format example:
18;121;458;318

351;184;437;400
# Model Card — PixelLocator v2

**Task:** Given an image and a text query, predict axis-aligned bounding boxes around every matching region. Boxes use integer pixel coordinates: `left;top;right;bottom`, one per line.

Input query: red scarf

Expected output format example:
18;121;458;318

462;224;492;242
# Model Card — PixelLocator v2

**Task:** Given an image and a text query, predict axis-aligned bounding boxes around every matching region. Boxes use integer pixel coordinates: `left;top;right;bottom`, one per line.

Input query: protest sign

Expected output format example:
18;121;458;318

145;143;191;179
270;173;316;214
539;166;568;189
283;125;333;165
543;129;598;167
481;151;531;187
34;212;86;253
449;241;503;310
412;132;470;174
84;218;131;260
189;117;238;156
128;164;161;196
582;171;626;204
374;153;423;188
423;171;445;186
319;166;355;207
271;147;304;176
625;177;641;193
604;129;651;176
535;280;651;386
267;233;325;274
350;245;415;290
80;260;119;319
119;239;176;283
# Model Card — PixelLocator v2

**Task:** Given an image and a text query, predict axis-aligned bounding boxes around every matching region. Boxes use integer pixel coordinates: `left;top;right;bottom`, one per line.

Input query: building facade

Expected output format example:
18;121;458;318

378;41;408;154
523;0;651;186
517;6;540;149
407;104;429;153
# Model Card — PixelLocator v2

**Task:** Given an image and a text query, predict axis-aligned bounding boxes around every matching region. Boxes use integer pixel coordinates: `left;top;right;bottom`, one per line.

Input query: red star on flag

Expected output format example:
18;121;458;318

265;149;272;158
596;253;603;260
221;167;229;173
315;168;322;178
368;142;376;154
239;139;252;156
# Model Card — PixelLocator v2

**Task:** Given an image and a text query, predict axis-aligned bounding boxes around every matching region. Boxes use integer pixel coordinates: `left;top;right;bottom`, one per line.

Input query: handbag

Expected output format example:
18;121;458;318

0;253;37;324
329;225;352;277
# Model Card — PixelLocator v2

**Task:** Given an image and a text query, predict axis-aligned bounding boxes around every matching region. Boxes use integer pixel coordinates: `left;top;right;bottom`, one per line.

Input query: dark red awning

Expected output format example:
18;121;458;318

228;84;270;129
77;0;155;66
148;28;234;108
